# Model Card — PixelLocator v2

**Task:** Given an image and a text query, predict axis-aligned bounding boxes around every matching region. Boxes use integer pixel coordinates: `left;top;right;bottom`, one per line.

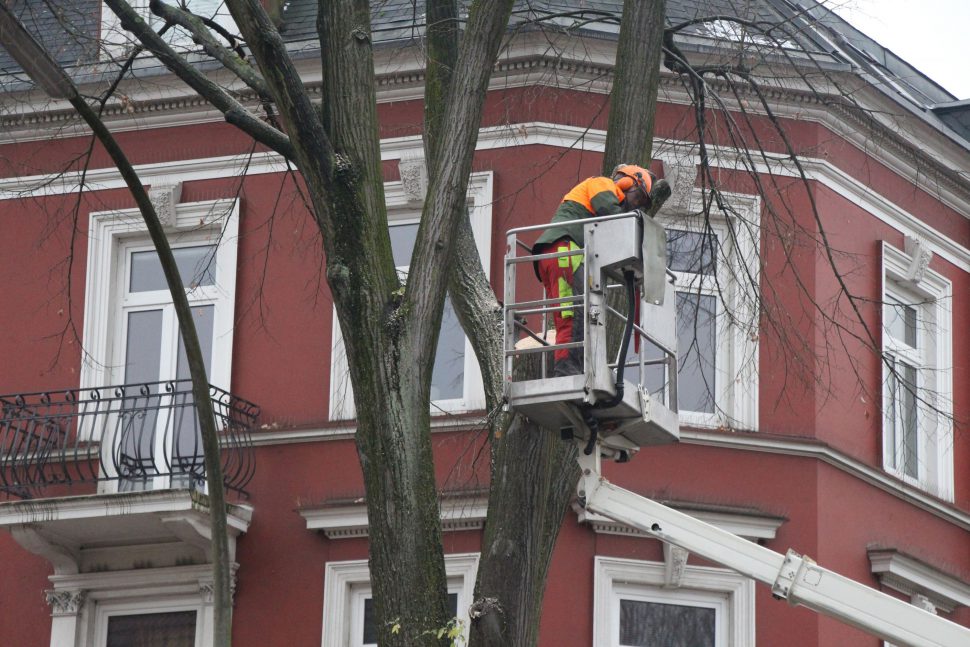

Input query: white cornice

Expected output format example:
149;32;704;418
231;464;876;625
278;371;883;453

574;504;784;540
0;488;251;529
257;421;970;535
3;122;966;271
2;35;966;201
300;496;488;539
680;430;970;532
869;548;970;612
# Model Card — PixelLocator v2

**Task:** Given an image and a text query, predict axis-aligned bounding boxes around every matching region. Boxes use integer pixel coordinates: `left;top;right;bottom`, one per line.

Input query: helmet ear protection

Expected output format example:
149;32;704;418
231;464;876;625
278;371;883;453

611;164;653;201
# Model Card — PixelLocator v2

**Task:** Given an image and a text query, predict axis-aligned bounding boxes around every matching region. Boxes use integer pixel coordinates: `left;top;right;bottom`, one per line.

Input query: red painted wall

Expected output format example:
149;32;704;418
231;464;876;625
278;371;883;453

0;80;966;647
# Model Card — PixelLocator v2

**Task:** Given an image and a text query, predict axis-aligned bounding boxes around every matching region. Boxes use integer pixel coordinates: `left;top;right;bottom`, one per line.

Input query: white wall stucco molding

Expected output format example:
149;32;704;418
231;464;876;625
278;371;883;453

3;122;967;272
679;429;970;532
3;34;965;212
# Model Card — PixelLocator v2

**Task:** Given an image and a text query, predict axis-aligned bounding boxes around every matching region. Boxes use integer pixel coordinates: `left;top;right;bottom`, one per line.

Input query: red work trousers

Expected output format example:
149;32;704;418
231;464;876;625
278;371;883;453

535;238;584;362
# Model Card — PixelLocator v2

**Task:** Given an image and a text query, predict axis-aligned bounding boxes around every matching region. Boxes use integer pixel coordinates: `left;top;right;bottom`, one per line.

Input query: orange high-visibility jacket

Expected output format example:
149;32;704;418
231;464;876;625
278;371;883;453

533;176;625;250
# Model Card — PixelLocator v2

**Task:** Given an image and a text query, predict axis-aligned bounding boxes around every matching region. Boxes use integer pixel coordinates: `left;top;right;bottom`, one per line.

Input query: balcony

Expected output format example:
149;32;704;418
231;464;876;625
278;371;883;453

0;379;259;500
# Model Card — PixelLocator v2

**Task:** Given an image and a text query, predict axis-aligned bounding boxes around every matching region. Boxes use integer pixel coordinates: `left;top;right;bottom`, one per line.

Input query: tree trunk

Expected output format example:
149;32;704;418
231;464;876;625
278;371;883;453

0;8;235;645
465;3;669;645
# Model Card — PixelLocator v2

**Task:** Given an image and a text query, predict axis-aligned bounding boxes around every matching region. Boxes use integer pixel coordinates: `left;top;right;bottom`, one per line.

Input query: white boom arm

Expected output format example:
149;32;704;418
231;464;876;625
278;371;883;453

577;450;970;647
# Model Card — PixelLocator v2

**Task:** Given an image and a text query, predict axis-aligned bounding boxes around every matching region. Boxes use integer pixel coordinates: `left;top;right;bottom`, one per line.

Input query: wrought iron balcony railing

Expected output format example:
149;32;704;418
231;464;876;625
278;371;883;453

0;380;259;499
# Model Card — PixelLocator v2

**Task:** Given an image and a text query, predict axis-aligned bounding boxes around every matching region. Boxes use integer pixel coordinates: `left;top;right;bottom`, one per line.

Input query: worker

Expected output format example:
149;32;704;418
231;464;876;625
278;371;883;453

533;164;654;376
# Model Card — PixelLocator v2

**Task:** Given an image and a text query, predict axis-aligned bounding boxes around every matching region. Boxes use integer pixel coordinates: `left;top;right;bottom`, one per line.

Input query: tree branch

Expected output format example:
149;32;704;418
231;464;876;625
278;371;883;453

148;0;272;100
103;0;294;159
404;0;514;375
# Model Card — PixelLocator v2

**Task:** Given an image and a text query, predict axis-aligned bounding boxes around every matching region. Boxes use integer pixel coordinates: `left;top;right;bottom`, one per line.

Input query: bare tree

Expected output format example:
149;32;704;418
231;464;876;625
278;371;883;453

1;1;963;647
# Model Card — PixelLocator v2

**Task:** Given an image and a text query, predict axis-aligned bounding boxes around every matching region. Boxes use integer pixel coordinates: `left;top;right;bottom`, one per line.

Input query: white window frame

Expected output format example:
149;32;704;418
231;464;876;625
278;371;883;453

48;563;218;647
881;242;953;500
114;239;222;384
593;556;755;647
82;198;239;403
322;553;479;647
655;190;760;431
329;172;493;420
92;597;204;647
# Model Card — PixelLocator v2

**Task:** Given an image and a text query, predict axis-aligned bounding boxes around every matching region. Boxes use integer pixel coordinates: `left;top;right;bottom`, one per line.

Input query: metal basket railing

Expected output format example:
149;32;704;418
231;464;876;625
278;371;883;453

0;379;259;499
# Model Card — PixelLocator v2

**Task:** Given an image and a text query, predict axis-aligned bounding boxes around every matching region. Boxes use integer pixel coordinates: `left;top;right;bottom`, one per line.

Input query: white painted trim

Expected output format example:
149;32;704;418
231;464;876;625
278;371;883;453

593;556;755;647
3;32;966;207
248;415;487;446
575;505;783;541
301;497;487;540
48;562;220;647
678;430;970;531
2;123;965;271
881;242;954;500
81;199;239;396
322;553;479;647
0;489;252;527
868;549;970;613
246;421;969;532
658;191;761;430
328;172;493;420
91;595;206;647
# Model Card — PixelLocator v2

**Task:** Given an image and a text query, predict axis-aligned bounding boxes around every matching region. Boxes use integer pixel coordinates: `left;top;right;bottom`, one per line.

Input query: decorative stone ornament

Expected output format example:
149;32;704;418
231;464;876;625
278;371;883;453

44;589;86;616
663;543;690;588
148;182;183;228
662;158;697;211
911;592;938;614
398;152;428;206
903;235;933;286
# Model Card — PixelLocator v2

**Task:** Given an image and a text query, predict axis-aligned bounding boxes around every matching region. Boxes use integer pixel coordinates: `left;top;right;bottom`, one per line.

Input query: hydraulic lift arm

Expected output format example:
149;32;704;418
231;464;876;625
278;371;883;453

505;213;969;646
577;450;970;647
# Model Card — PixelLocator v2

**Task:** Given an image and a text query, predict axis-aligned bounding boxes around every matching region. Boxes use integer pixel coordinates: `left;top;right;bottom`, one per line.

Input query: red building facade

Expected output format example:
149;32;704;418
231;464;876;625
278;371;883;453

0;2;967;646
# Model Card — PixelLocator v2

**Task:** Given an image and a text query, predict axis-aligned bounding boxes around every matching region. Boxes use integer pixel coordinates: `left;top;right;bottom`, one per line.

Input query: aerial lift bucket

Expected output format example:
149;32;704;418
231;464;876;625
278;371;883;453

502;211;680;456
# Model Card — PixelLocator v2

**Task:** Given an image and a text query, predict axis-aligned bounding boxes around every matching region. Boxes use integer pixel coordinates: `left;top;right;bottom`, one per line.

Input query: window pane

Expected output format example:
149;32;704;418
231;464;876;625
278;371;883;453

432;299;465;401
124;310;164;384
175;305;215;379
884;298;917;349
886;357;898;471
901;362;918;479
677;293;717;413
121;310;164;485
668;229;717;275
388;221;467;403
130;245;216;293
619;599;716;647
173;306;215;483
362;597;377;645
389;222;419;268
363;593;458;644
638;293;717;414
106;610;196;647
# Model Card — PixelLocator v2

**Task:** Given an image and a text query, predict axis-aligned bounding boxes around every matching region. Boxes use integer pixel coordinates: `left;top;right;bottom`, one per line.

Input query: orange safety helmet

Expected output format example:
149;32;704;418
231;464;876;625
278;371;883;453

611;164;653;199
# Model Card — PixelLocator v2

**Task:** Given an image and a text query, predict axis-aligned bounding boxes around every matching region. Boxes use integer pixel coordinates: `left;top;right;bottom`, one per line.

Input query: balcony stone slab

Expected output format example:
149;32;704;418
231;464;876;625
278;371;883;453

0;488;252;575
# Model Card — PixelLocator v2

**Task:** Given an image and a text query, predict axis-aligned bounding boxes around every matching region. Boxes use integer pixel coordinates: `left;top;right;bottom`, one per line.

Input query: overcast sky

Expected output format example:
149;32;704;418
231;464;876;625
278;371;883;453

829;0;970;101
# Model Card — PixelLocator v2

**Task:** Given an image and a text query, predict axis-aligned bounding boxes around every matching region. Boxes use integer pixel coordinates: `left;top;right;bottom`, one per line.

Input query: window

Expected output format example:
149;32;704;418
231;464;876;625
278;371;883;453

101;0;237;57
329;172;493;419
45;563;220;647
91;593;208;647
117;242;217;388
594;557;754;647
881;242;953;499
101;609;198;647
83;198;238;392
82;199;238;489
641;196;760;430
322;554;479;647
